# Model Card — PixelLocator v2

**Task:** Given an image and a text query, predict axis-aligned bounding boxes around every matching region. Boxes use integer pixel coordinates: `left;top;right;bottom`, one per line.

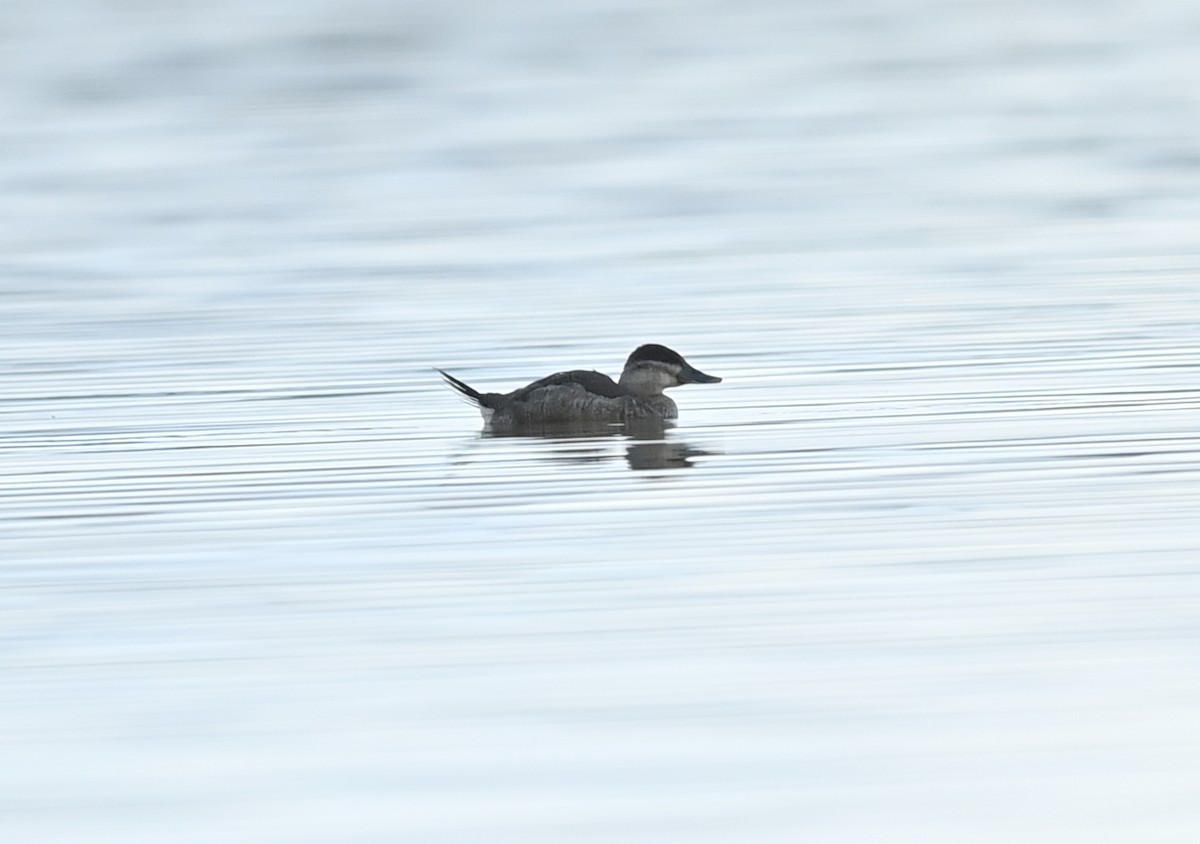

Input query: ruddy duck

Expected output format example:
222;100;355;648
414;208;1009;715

439;344;721;434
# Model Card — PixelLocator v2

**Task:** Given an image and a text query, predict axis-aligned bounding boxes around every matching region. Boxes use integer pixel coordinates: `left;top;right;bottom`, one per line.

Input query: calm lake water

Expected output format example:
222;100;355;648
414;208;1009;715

3;1;1200;842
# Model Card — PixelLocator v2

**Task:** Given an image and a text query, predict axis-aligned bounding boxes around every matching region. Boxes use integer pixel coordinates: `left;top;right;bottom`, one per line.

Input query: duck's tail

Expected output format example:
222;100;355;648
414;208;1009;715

437;369;483;406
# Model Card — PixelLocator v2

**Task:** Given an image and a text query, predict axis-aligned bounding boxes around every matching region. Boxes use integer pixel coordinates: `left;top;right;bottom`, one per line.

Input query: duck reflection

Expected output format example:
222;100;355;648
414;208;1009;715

482;417;711;471
624;439;711;471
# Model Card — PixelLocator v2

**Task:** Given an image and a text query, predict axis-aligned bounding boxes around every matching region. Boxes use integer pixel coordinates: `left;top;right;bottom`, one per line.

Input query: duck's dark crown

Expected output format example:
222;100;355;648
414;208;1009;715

625;344;686;368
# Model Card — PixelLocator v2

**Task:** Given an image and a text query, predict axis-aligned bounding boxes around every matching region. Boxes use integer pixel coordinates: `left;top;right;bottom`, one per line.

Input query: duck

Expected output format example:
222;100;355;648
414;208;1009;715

439;344;721;434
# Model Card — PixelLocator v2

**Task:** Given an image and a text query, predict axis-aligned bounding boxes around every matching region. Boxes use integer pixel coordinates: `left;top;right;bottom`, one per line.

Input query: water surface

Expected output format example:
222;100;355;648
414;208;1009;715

3;1;1200;842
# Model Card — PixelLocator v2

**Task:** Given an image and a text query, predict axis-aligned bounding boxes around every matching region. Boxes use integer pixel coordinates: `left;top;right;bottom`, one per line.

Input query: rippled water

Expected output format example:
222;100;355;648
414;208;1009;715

3;1;1200;842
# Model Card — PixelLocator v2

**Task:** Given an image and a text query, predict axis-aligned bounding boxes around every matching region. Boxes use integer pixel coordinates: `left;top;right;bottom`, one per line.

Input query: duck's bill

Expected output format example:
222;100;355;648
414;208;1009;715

679;365;722;384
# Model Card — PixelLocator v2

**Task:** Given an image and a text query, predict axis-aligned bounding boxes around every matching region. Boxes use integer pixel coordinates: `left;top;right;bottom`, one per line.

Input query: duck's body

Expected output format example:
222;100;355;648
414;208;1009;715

439;344;721;434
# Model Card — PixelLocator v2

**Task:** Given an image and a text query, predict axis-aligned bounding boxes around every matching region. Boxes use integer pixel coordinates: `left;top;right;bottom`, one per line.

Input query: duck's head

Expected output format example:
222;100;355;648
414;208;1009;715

618;344;722;397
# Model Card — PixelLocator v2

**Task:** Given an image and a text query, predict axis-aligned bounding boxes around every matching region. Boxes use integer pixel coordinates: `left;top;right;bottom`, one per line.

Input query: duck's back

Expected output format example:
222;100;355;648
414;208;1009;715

506;370;626;403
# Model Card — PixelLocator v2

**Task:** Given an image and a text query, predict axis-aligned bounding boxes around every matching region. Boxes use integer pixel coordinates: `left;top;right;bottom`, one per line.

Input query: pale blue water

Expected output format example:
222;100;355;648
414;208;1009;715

3;1;1200;842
